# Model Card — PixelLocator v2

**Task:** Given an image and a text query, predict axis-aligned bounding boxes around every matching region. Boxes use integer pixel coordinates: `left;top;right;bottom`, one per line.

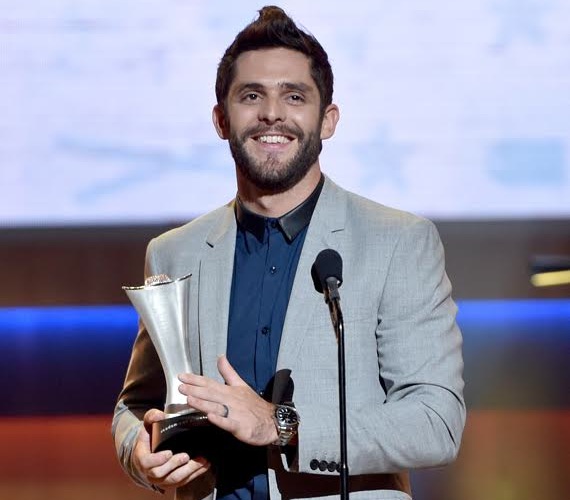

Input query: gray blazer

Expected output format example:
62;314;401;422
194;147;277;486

112;176;466;500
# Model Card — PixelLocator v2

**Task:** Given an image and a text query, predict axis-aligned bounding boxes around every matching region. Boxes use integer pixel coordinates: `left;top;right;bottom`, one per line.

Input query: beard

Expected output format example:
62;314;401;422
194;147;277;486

228;123;322;193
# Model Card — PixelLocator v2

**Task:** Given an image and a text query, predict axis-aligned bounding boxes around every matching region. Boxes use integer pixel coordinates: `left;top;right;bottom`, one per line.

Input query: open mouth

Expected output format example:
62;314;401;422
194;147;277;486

252;133;295;145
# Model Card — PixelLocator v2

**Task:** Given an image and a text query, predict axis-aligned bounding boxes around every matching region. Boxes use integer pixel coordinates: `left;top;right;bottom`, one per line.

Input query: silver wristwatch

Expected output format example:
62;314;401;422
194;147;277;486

273;403;300;446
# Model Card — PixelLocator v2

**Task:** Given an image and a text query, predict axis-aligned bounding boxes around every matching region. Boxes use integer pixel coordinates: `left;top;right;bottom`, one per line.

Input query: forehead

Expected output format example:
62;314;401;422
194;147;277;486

231;47;316;90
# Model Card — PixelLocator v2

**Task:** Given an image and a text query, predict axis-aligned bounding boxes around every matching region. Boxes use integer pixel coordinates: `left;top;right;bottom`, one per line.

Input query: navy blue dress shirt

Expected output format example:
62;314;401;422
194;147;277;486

216;176;324;500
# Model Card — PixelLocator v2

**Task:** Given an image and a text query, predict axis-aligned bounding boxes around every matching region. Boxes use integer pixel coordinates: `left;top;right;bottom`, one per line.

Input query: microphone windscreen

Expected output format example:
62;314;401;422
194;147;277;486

312;249;343;293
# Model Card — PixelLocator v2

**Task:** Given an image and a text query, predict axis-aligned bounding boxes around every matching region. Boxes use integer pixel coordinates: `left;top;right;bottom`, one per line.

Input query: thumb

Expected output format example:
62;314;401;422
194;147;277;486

218;355;246;386
138;422;151;447
142;408;165;434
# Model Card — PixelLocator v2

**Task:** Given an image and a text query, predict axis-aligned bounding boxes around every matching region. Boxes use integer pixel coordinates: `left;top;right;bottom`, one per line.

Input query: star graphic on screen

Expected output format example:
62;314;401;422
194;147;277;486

486;138;565;186
55;136;227;203
354;127;413;188
490;0;552;50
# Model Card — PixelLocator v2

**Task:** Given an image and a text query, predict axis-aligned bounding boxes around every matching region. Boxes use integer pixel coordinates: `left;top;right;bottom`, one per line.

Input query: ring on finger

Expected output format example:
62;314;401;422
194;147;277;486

221;404;229;418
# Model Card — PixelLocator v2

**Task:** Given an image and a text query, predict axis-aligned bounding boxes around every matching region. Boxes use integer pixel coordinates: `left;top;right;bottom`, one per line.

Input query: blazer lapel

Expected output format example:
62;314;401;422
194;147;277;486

275;177;348;376
195;179;349;390
198;203;237;381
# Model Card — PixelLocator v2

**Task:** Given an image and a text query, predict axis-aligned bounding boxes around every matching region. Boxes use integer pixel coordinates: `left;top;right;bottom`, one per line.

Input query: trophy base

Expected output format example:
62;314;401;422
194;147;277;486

151;411;229;461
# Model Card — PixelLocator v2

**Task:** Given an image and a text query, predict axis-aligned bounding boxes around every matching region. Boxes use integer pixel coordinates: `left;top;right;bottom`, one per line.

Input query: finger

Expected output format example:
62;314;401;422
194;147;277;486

134;429;174;474
137;422;151;449
142;408;166;436
179;380;222;397
160;457;211;488
179;382;227;406
143;408;166;423
143;408;166;428
146;452;192;483
207;412;238;433
184;394;229;418
221;403;230;418
135;420;165;462
217;355;246;386
178;372;207;385
137;448;174;471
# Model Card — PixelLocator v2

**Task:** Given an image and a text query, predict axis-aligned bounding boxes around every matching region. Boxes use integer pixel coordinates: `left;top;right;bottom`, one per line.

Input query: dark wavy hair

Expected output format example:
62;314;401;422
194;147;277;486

215;5;334;114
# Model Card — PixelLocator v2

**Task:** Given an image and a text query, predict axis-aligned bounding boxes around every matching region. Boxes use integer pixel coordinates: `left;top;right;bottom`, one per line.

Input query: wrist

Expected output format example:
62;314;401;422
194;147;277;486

272;402;300;446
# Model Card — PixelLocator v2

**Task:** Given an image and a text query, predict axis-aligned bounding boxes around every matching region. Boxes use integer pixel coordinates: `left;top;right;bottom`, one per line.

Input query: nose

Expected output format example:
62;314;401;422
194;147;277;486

258;95;285;124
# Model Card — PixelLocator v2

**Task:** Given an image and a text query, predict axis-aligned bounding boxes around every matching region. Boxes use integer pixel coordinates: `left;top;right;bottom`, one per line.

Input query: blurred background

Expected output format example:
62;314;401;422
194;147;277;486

1;1;568;499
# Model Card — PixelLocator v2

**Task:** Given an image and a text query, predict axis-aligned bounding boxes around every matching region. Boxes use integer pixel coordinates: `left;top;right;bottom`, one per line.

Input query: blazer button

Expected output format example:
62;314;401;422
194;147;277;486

310;459;319;470
318;460;328;471
327;461;338;472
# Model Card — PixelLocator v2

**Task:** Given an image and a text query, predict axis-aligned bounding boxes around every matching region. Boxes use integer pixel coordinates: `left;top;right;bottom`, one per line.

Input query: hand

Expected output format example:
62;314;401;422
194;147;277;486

178;355;278;446
132;409;211;489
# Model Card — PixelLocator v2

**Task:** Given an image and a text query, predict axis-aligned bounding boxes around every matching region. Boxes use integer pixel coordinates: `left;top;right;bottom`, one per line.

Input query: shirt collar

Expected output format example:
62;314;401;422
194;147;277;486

235;174;324;242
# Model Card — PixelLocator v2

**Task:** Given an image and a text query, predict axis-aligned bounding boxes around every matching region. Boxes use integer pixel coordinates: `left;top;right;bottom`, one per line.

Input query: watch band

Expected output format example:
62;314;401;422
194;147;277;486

273;403;299;446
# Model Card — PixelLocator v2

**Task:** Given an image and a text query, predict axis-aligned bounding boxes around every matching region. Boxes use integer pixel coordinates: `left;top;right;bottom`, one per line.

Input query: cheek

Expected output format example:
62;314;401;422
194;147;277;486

225;107;256;131
289;114;320;138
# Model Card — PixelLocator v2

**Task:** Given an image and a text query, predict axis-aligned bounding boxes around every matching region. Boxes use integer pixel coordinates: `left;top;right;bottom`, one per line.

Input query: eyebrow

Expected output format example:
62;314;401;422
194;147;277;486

233;81;315;94
279;82;314;93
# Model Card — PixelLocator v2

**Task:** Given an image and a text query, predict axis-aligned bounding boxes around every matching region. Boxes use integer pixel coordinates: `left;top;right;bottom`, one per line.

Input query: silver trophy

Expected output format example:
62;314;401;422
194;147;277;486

123;273;223;458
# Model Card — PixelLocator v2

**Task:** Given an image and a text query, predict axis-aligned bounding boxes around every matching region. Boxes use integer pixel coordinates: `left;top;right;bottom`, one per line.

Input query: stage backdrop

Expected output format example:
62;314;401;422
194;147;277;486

1;0;569;226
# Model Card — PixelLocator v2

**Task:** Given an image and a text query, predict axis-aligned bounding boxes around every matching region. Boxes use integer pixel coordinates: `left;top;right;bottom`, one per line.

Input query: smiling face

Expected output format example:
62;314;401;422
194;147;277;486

213;48;338;193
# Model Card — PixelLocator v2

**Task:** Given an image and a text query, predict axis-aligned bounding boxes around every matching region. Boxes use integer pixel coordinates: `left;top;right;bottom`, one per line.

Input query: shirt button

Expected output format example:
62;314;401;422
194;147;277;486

261;326;270;335
269;266;277;274
270;220;278;228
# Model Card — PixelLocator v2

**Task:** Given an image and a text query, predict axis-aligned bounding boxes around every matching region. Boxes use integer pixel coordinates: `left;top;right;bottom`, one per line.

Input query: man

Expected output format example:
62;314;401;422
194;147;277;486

113;6;465;500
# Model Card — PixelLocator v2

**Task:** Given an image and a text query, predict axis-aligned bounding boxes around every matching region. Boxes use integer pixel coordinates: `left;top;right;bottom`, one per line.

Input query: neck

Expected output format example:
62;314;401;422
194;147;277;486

237;164;322;218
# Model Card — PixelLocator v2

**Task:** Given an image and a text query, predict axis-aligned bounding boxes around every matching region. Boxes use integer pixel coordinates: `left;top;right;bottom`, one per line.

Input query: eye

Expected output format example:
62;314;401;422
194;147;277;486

243;92;260;102
288;93;304;103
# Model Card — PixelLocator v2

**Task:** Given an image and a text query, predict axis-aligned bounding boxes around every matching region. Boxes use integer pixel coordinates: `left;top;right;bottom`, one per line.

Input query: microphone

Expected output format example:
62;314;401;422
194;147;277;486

312;249;350;499
312;249;343;303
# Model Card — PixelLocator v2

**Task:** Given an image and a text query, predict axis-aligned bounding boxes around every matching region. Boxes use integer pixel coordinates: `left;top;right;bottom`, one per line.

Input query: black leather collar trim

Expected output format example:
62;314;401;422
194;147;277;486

235;174;324;242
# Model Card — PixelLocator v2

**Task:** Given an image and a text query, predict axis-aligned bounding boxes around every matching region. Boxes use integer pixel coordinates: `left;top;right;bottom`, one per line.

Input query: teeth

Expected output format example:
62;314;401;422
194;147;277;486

257;135;291;144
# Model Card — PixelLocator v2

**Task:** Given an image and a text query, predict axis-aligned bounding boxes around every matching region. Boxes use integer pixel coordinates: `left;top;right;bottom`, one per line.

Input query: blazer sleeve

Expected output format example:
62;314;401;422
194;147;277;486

111;231;217;497
111;238;167;489
295;217;466;475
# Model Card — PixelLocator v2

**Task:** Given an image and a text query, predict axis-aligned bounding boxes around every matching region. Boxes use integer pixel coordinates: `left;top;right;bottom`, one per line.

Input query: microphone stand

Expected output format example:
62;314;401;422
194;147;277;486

325;281;349;500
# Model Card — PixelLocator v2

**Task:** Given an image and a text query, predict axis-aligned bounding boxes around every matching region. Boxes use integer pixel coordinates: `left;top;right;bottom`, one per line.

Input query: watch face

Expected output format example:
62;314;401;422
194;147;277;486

277;406;298;425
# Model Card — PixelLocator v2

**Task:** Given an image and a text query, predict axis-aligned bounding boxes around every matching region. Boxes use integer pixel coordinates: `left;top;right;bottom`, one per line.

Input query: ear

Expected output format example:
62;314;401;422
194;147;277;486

212;104;229;139
320;103;340;140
